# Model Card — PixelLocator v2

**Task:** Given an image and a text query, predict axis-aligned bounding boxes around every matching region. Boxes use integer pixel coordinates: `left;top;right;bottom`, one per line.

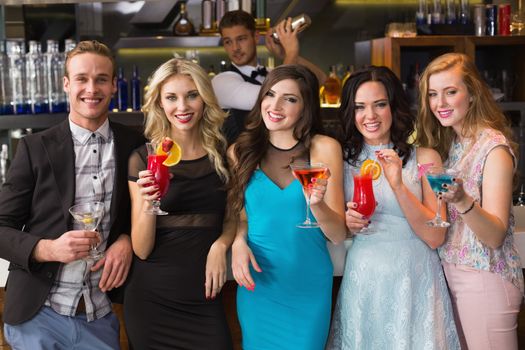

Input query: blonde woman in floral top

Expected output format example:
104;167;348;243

417;52;524;350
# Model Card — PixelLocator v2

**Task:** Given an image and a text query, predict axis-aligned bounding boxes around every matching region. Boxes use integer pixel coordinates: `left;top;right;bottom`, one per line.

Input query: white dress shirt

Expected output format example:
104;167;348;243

211;63;267;110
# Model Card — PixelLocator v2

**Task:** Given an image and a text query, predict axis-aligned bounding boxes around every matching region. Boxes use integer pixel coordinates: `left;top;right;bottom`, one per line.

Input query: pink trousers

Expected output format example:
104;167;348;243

443;262;523;350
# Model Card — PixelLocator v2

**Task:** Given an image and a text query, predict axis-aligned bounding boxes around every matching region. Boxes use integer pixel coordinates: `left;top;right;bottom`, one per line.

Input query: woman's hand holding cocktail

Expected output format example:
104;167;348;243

137;170;162;204
309;169;331;206
345;202;371;234
440;176;474;213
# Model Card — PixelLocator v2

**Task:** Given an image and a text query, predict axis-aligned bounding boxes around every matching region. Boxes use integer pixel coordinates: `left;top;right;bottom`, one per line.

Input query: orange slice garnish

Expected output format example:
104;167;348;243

156;137;182;167
360;159;381;180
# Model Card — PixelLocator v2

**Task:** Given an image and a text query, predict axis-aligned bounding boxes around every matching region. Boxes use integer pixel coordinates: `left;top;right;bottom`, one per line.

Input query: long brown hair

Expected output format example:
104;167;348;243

416;53;517;165
228;64;322;215
338;65;415;167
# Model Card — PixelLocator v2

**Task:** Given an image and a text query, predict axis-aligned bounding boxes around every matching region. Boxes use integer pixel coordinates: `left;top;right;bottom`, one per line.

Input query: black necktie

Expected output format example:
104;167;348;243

251;66;268;79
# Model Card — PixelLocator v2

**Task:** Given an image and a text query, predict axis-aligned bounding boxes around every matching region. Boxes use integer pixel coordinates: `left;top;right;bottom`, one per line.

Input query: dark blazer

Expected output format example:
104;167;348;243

0;119;145;325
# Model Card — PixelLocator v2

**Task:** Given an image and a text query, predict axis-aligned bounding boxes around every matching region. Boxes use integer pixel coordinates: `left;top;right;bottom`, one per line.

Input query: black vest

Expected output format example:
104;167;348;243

222;65;263;145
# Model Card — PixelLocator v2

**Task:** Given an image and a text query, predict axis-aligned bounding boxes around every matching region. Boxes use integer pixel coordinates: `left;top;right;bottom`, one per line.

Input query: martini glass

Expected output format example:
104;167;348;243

69;201;105;261
145;142;170;215
290;162;328;228
425;166;457;227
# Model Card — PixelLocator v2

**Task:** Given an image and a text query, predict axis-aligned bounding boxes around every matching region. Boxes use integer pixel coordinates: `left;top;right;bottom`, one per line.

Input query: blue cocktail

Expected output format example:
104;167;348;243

427;173;455;193
425;166;457;227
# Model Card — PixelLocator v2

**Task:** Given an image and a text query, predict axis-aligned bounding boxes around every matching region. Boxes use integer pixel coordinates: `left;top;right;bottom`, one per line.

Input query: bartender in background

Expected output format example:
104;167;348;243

212;10;326;144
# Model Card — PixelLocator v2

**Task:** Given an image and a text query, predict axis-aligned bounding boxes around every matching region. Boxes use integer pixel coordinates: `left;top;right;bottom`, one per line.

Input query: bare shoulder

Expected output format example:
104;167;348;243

311;135;342;166
311;134;342;153
415;146;442;166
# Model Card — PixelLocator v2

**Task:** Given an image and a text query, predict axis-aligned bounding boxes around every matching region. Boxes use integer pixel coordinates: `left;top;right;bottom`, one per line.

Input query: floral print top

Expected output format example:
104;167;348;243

439;128;524;295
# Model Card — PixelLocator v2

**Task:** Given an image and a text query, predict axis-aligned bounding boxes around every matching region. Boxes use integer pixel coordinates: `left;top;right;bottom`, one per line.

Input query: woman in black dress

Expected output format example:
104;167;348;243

124;58;234;349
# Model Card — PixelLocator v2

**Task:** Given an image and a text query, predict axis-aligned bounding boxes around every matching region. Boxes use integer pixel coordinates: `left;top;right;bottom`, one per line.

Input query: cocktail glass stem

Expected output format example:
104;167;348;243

303;194;313;226
427;193;450;227
150;199;164;215
87;230;103;261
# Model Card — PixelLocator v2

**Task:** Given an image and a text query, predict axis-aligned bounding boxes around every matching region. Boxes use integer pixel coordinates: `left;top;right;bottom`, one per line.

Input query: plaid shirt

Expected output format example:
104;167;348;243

45;118;115;322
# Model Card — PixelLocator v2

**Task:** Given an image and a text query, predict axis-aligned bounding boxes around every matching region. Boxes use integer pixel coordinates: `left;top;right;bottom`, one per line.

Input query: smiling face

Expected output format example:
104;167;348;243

428;66;472;134
159;74;204;134
261;79;304;138
64;52;116;131
354;81;392;145
221;25;258;67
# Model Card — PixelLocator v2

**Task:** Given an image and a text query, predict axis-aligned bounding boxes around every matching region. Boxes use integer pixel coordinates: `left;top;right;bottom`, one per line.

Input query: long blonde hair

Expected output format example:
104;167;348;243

142;58;229;182
416;53;517;164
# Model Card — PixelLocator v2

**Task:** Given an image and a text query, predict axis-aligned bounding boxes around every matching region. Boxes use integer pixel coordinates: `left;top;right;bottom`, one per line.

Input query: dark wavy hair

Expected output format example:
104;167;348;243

228;64;323;215
338;65;414;167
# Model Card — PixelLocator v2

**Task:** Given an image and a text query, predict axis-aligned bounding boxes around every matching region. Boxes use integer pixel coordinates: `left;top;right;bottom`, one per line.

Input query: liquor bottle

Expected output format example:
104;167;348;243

446;0;457;24
323;66;342;105
64;38;76;53
46;40;67;113
216;0;227;28
459;0;470;25
416;0;428;26
341;65;354;88
0;144;9;185
26;41;49;114
131;65;141;111
255;0;270;30
431;0;443;24
173;2;195;36
201;0;214;32
228;0;240;12
7;40;30;115
0;40;13;115
117;67;128;112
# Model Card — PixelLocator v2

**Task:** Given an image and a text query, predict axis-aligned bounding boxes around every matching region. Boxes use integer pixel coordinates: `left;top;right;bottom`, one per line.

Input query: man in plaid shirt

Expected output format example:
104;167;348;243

0;40;145;349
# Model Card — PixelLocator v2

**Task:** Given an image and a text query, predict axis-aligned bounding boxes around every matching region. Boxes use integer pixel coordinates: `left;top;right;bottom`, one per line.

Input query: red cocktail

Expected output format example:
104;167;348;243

353;172;376;233
147;154;170;197
145;143;170;215
290;162;328;228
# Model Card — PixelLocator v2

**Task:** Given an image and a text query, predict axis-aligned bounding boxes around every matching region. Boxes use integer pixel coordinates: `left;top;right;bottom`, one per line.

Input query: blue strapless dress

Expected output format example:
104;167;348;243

237;169;333;350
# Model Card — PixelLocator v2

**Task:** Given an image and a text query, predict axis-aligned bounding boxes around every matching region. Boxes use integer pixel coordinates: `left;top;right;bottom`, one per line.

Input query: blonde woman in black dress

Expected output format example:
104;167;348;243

124;58;234;349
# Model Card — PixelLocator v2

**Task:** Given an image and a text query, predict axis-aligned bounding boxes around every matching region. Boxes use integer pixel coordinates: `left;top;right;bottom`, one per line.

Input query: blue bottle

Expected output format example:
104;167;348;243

117;67;128;112
131;65;141;111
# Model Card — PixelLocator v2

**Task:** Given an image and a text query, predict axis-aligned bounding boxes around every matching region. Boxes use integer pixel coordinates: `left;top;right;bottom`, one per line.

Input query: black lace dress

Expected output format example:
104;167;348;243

124;146;233;350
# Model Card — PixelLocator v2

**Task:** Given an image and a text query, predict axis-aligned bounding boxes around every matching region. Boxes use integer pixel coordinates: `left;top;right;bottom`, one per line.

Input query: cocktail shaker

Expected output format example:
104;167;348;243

272;14;311;42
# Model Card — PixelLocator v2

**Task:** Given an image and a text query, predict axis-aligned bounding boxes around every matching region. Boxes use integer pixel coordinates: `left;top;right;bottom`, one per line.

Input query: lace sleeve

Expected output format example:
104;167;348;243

128;146;147;182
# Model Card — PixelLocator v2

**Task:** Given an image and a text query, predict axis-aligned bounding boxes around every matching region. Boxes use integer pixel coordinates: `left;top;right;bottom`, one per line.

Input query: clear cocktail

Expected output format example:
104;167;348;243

69;201;105;261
